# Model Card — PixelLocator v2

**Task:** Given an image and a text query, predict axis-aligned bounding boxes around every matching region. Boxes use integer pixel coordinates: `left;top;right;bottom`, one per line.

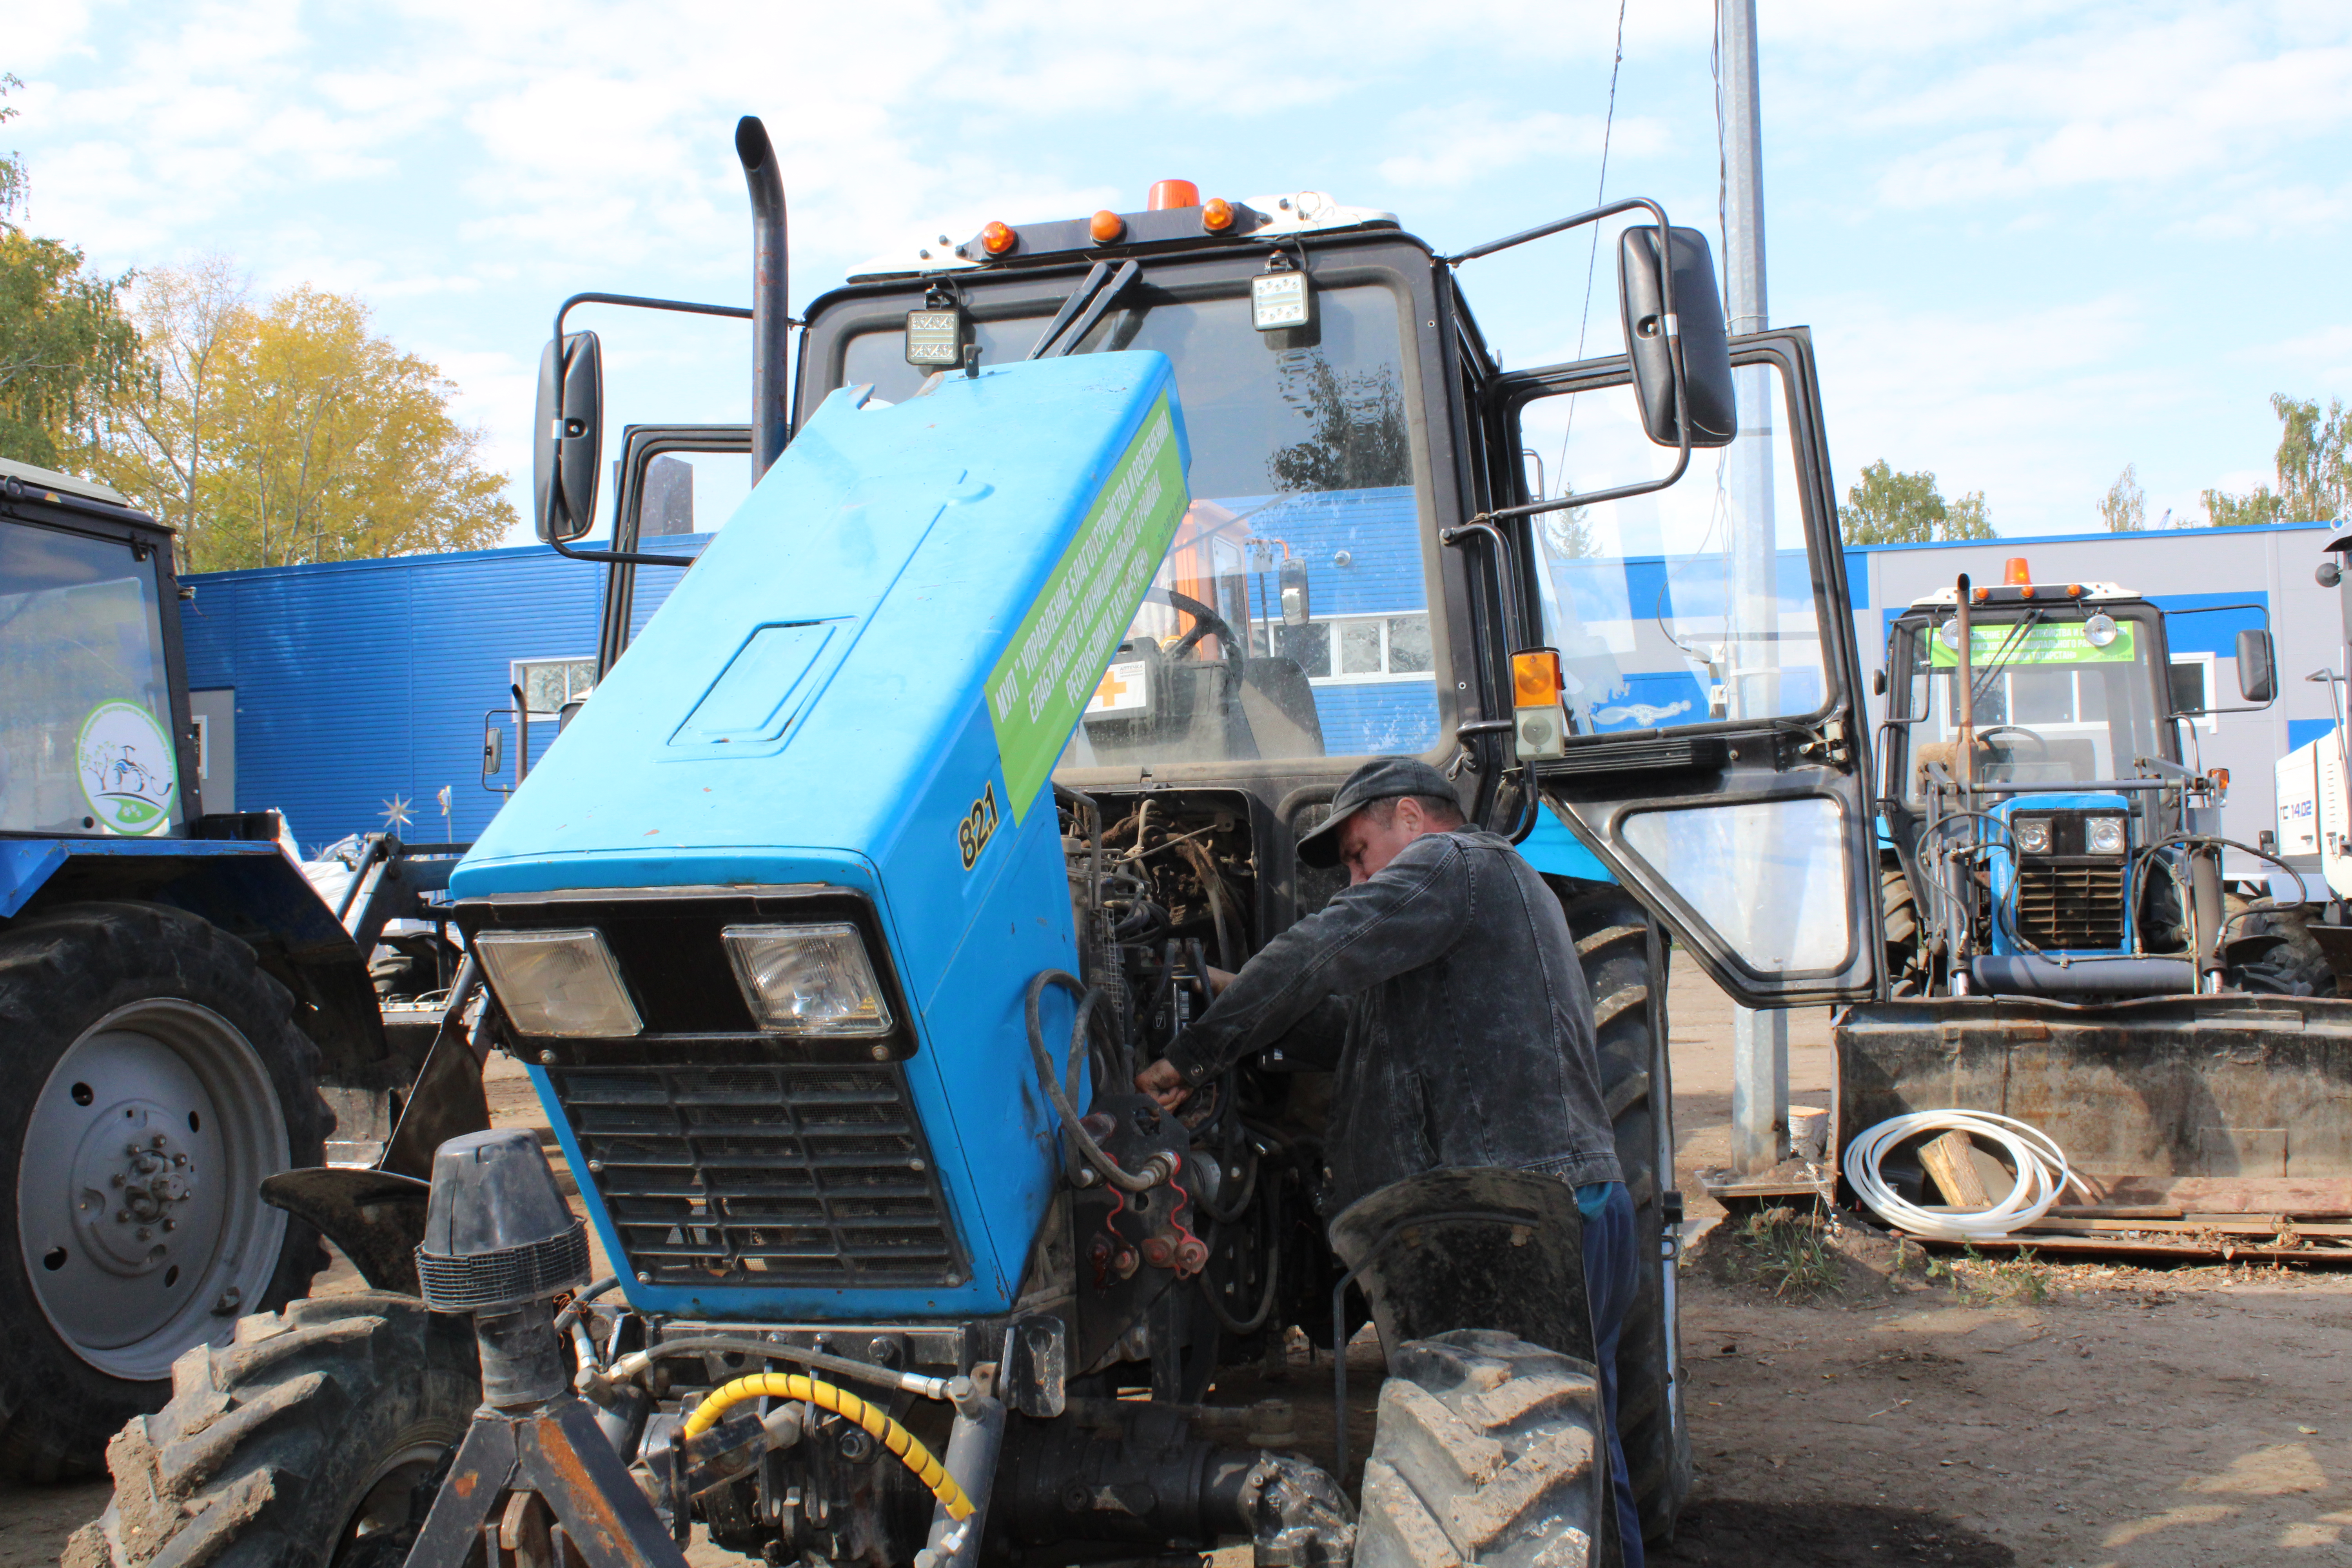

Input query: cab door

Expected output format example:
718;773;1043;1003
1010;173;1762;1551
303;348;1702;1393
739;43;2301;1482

1494;329;1880;1005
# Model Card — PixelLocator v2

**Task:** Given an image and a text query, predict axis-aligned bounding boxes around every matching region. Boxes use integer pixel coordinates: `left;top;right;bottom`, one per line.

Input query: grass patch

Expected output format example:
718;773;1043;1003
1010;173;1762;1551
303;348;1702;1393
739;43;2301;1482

1731;1206;1845;1301
1927;1243;2053;1306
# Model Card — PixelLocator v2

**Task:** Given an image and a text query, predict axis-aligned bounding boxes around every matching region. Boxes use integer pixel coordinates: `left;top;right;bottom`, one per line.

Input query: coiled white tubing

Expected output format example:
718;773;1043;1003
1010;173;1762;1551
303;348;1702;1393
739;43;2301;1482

1843;1110;2089;1241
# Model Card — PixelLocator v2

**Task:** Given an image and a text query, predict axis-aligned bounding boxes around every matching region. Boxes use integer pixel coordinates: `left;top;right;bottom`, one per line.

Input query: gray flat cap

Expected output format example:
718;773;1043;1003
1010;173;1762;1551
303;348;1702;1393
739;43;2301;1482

1295;756;1461;870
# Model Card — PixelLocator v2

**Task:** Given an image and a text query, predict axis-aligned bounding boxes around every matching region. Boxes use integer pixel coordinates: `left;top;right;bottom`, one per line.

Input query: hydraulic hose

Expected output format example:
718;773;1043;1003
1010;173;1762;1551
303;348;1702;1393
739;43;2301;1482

1844;1110;2086;1242
683;1374;973;1520
1025;970;1167;1192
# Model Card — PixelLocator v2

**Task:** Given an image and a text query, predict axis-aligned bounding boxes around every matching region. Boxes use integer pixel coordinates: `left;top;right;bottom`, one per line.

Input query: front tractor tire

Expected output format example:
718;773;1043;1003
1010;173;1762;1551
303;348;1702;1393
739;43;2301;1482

71;1294;481;1568
0;901;331;1481
1356;1330;1610;1568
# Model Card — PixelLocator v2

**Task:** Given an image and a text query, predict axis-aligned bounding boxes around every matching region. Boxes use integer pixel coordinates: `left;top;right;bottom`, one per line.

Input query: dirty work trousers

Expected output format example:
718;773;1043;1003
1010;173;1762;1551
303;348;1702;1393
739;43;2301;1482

1578;1180;1644;1568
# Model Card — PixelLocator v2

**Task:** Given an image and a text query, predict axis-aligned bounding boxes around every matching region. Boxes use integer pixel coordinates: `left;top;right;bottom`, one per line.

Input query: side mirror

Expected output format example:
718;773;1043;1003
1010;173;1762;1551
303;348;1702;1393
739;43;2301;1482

2237;627;2277;703
1279;559;1310;627
533;331;604;543
1617;226;1736;450
480;724;505;784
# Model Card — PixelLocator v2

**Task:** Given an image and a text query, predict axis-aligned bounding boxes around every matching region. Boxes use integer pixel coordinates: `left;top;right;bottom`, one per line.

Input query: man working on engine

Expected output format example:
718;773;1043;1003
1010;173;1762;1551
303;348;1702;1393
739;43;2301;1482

1134;755;1646;1567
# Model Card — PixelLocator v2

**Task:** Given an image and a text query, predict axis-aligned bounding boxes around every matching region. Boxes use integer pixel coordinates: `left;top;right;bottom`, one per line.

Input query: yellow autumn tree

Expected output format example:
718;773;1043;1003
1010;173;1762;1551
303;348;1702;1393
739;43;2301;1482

98;269;514;571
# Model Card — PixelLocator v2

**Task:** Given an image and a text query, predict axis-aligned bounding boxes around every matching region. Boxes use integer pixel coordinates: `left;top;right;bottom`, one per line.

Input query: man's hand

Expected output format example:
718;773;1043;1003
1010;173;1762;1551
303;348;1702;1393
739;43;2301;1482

1205;965;1236;995
1135;1058;1190;1110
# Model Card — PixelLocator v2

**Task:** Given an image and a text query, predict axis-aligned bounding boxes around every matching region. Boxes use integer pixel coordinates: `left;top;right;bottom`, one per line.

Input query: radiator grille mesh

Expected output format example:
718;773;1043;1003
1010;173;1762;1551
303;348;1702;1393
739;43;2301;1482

2015;861;2128;951
546;1061;962;1288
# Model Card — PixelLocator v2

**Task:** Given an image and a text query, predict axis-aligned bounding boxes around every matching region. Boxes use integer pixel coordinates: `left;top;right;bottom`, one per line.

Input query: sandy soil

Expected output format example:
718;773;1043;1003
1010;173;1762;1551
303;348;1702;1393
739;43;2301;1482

11;967;2352;1567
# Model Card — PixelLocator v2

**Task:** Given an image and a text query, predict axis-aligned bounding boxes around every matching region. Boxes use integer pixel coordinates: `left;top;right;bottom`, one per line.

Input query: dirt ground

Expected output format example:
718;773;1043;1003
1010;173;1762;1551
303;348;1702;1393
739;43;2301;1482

10;968;2352;1567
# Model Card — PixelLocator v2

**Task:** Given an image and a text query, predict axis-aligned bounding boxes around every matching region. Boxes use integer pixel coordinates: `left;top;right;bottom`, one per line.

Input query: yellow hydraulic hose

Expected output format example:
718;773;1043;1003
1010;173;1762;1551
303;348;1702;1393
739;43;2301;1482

681;1373;973;1520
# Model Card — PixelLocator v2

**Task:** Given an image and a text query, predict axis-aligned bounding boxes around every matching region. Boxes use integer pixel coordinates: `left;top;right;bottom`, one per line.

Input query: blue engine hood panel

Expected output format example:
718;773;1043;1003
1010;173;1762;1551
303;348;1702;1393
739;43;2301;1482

450;353;1192;1318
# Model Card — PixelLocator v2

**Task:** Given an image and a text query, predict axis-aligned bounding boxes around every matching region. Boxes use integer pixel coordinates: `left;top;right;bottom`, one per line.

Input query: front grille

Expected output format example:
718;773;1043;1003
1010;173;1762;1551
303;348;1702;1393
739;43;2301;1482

546;1061;963;1289
2014;860;2127;950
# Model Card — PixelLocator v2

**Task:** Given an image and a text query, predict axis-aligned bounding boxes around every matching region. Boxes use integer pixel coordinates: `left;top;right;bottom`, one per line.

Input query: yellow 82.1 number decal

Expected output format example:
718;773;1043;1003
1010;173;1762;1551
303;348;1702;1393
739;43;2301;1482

957;782;1000;871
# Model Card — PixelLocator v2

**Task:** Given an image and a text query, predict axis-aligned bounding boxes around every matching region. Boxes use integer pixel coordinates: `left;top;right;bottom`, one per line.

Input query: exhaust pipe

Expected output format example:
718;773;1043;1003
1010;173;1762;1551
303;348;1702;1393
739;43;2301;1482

735;116;790;480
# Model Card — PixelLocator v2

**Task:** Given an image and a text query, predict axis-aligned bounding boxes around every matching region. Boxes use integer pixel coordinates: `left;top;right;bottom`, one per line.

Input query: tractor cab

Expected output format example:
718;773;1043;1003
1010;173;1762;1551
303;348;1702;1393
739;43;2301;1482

0;458;196;838
572;172;1884;1010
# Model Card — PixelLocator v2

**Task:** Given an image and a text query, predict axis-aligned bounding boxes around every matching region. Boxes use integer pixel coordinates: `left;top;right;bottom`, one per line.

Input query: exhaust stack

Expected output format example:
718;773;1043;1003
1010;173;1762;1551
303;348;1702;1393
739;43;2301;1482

736;116;790;479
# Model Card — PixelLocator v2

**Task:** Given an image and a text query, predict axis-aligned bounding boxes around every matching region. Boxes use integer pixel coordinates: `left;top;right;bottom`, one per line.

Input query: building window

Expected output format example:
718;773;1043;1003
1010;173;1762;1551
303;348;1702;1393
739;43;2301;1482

2170;653;2217;733
1277;613;1436;684
513;657;597;718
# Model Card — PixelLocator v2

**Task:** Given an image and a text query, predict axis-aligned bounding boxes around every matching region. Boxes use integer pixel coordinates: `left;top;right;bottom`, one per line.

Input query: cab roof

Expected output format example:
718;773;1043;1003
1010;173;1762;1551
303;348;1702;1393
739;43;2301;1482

848;188;1398;281
1904;580;2140;611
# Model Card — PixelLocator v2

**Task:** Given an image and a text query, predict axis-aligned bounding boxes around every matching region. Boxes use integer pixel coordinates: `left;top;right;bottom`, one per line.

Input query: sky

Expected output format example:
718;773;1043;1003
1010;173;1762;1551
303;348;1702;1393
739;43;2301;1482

4;0;2348;542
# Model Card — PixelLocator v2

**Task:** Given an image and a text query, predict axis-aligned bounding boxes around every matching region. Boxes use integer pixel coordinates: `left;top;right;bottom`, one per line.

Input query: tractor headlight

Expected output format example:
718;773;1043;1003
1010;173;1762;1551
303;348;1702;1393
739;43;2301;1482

2012;818;2052;856
474;929;642;1038
724;923;894;1036
2086;816;2127;854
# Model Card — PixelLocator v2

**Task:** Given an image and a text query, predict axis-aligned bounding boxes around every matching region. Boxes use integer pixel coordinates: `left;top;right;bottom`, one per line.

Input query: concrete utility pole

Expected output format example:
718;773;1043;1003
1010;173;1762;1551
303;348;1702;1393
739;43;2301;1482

1720;0;1789;1176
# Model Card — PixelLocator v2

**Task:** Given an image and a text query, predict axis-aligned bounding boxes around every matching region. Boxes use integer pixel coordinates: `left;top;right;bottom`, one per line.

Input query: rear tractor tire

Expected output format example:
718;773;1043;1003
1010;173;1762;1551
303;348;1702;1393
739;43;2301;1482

69;1293;481;1568
0;901;331;1481
1356;1330;1609;1568
1559;889;1690;1545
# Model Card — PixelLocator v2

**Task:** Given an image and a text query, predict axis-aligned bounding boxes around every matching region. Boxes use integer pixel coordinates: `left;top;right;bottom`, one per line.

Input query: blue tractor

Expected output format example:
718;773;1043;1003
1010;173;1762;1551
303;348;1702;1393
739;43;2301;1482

1842;566;2352;1244
0;459;485;1483
78;121;1884;1568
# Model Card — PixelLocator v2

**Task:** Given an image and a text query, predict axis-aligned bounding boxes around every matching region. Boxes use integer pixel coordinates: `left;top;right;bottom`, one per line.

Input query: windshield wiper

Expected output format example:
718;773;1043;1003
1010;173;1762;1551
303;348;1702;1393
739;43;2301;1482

1027;259;1140;360
1968;608;2044;708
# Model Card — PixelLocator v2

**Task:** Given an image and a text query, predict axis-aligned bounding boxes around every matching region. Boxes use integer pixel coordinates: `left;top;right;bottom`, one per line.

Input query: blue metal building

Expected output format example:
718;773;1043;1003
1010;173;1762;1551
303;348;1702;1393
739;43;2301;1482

181;518;2340;867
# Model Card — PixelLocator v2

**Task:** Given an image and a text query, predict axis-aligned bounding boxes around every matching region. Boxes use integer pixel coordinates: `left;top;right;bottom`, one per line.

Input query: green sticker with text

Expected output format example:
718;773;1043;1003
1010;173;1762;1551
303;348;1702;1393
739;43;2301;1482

1929;622;2134;667
985;394;1188;822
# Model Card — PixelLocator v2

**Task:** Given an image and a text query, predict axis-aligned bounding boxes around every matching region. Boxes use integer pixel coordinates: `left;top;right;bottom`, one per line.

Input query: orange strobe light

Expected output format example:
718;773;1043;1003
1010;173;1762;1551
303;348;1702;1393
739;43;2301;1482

981;221;1018;256
2004;557;2032;585
1512;649;1564;708
1089;210;1125;244
1149;179;1200;211
1201;197;1235;232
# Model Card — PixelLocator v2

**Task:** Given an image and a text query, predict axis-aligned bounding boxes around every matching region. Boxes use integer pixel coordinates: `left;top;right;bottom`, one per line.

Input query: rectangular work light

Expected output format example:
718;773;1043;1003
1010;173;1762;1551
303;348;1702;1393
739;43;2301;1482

723;923;895;1036
473;928;642;1038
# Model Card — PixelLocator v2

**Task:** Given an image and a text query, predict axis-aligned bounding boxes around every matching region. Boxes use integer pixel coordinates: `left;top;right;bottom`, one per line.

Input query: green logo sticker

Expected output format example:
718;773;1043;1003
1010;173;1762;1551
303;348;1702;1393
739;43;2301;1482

77;700;178;835
985;394;1189;822
1928;622;2135;668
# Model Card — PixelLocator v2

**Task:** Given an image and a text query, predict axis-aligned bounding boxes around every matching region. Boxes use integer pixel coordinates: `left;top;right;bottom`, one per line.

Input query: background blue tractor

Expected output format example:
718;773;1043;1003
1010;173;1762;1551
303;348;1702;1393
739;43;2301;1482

1844;567;2352;1243
0;457;483;1481
76;119;1884;1568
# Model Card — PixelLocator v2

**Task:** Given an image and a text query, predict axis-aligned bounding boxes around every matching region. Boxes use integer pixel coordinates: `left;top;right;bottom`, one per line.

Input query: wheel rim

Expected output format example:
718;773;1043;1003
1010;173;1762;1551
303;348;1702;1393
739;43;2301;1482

334;1437;459;1568
16;999;291;1380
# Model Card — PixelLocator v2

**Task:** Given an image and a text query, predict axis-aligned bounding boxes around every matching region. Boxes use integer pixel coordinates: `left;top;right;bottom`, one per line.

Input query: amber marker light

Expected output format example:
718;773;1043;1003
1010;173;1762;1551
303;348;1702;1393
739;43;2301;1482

980;221;1018;256
1972;586;1991;602
1149;179;1200;211
1512;649;1564;708
1089;210;1125;244
1201;197;1236;232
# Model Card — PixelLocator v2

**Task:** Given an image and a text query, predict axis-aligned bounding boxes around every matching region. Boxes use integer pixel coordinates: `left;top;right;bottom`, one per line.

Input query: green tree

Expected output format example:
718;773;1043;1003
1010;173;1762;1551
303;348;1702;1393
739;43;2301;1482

2099;464;2145;532
0;74;142;470
2202;393;2350;526
1266;351;1410;493
97;276;515;569
1840;459;1994;544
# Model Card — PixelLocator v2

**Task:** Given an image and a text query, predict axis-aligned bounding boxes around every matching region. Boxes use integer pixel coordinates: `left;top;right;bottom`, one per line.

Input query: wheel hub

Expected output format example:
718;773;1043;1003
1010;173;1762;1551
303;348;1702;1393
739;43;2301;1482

17;998;292;1377
74;1108;200;1275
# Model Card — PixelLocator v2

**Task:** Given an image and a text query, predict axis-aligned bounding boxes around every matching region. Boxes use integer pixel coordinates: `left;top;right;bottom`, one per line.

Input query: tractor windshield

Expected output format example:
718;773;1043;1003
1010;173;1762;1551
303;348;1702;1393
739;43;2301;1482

1893;607;2168;803
0;519;181;835
836;279;1436;768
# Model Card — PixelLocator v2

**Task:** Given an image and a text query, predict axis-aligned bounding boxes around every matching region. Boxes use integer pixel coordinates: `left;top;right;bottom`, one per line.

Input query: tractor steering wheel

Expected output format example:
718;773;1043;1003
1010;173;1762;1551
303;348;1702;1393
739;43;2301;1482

1976;724;2049;755
1156;588;1247;688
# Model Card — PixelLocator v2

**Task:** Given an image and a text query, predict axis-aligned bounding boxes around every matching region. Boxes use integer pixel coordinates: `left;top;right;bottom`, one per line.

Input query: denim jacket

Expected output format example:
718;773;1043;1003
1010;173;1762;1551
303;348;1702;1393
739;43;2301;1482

1161;828;1624;1214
